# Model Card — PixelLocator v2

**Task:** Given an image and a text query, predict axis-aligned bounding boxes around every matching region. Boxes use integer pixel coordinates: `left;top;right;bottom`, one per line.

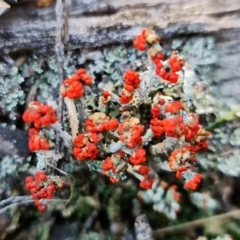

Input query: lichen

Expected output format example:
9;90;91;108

0;62;25;121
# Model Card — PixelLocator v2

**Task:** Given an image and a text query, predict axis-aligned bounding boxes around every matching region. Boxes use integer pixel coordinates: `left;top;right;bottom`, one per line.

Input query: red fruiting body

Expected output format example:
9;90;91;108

165;101;182;114
133;33;147;51
28;127;40;136
35;171;47;182
28;128;50;152
101;91;111;105
109;177;120;183
60;68;93;99
158;98;165;105
127;130;144;148
22;101;58;128
119;93;133;104
88;133;101;143
129;148;146;165
102;156;115;174
168;146;194;171
25;171;59;212
124;84;134;92
138;166;150;176
139;178;153;189
150;105;161;119
119;70;141;104
85;116;119;134
102;91;111;98
124;70;141;89
76;68;86;76
80;74;93;85
150;118;164;137
156;68;169;80
161;117;183;138
104;119;119;131
168;56;182;72
73;133;89;148
168;71;179;83
151;53;165;64
117;119;145;149
61;79;84;98
133;29;161;51
171;61;182;72
133;29;183;85
101;151;127;183
184;173;202;190
85;118;105;133
73;133;99;160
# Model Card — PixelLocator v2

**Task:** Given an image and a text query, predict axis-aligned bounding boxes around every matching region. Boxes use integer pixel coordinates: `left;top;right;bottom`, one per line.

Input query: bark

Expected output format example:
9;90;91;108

0;0;239;55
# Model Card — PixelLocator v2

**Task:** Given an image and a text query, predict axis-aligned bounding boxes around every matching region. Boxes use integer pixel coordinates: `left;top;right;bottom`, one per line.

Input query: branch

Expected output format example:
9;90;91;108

0;196;33;215
0;194;73;215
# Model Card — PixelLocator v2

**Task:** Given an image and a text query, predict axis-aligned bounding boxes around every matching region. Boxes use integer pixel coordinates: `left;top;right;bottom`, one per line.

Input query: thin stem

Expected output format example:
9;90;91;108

206;105;240;131
0;195;71;215
47;162;68;176
153;209;240;237
0;196;33;209
47;162;74;206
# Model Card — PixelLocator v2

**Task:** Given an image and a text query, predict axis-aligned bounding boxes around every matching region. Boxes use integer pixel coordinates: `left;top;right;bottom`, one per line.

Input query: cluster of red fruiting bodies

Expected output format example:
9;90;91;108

28;127;50;152
23;101;58;128
22;28;210;213
101;150;152;189
100;70;142;106
133;29;185;84
22;101;60;211
25;171;63;211
23;101;58;152
149;95;209;190
60;68;92;98
72;112;152;189
184;172;202;190
119;70;141;104
101;118;152;189
132;29;209;190
73;113;118;160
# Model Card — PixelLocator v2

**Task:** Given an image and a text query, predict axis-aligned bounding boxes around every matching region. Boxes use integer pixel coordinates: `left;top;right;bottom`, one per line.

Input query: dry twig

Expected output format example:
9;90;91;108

54;0;65;163
0;196;34;215
153;209;240;237
54;0;71;162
